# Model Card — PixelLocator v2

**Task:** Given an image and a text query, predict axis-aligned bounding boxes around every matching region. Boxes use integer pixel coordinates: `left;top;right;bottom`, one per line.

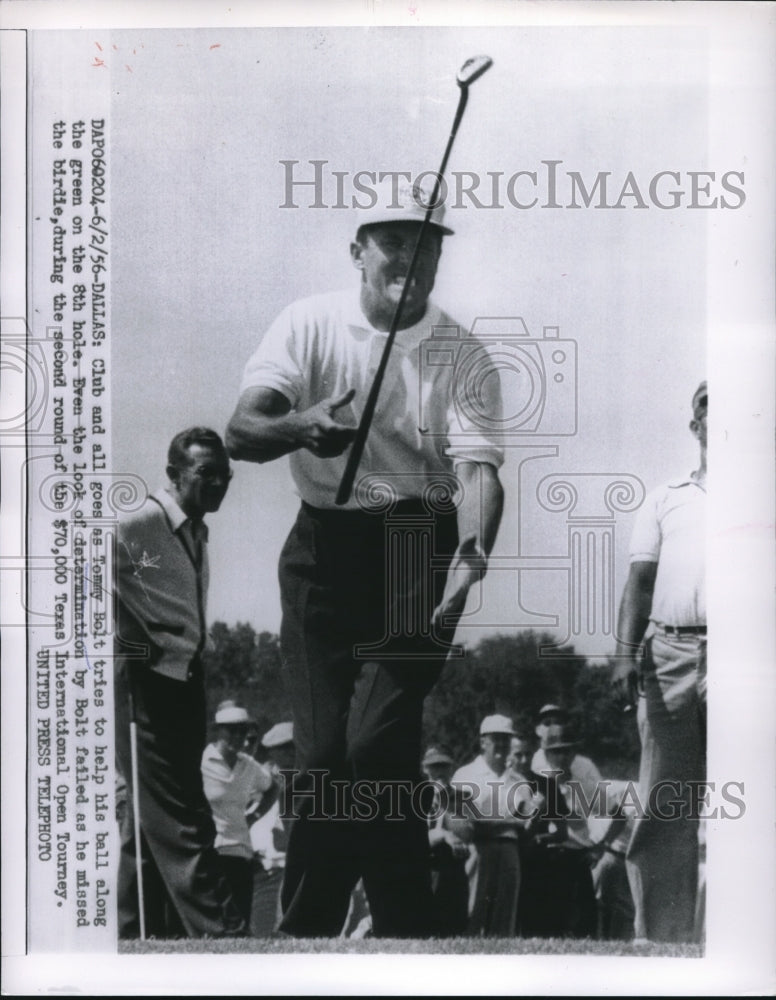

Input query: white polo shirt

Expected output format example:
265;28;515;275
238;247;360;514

240;289;505;510
451;754;533;841
201;745;274;859
531;750;602;792
628;473;706;627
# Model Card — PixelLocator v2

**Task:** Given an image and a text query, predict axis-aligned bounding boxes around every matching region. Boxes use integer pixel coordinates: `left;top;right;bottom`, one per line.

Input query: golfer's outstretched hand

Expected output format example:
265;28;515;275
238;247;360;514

431;535;487;629
299;389;357;458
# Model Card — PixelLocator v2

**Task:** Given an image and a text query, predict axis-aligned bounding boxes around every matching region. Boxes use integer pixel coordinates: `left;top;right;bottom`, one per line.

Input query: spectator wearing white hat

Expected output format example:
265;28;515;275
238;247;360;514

531;703;603;799
201;701;276;929
451;715;534;937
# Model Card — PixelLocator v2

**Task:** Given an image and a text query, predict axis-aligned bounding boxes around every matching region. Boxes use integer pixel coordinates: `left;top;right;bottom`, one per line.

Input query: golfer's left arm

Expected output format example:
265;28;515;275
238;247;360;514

432;460;503;625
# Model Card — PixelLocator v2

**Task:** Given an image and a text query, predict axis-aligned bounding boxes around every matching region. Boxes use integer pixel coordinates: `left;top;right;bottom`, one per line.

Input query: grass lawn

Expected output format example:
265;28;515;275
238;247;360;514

119;936;703;957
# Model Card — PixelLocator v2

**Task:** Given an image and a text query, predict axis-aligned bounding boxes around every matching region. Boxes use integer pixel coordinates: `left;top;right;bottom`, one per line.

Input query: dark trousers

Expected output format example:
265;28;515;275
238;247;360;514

218;855;255;930
277;500;459;938
114;659;245;938
469;839;521;937
429;851;470;937
517;844;598;939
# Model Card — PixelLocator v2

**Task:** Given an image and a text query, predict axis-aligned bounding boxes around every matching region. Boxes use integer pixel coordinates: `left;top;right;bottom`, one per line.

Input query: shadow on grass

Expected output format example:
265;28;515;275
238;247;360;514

119;936;703;957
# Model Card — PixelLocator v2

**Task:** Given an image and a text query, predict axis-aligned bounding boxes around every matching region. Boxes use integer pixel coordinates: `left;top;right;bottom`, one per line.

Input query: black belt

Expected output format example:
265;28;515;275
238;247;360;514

656;624;706;636
302;498;454;520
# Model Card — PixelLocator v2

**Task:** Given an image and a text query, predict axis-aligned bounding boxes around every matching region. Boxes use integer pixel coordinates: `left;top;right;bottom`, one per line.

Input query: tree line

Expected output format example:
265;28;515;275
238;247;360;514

202;624;639;778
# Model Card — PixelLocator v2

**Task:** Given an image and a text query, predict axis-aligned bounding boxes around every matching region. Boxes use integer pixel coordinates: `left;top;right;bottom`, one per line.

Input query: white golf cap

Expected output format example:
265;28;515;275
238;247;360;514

355;175;454;236
214;704;252;726
261;721;294;748
479;714;515;736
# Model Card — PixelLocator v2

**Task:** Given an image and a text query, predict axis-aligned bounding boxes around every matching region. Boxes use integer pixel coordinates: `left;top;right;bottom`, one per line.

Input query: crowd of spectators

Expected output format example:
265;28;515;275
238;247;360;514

187;699;704;942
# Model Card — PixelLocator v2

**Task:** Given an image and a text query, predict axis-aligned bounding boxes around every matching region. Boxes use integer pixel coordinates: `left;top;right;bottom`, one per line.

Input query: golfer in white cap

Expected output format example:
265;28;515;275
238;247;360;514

226;176;505;938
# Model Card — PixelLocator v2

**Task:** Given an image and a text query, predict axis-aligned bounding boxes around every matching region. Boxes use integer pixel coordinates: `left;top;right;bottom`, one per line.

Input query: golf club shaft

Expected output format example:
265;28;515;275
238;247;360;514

334;87;471;507
128;684;147;940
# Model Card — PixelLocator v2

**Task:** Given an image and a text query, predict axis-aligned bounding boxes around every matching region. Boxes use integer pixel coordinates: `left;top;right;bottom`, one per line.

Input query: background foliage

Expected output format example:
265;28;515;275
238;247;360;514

203;624;639;777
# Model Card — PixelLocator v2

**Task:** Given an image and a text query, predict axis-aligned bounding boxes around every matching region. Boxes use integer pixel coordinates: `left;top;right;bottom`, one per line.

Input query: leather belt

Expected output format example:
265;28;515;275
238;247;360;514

656;623;706;636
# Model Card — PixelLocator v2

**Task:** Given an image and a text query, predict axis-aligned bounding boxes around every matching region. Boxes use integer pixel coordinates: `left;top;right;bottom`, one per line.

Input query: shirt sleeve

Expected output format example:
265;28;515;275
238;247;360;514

444;339;506;470
628;486;662;563
450;766;474;796
239;301;308;406
249;759;274;798
200;748;220;803
573;755;603;795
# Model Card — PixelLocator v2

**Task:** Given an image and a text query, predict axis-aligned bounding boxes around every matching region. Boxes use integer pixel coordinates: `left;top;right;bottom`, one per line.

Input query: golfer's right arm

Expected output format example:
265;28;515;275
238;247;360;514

226;386;356;463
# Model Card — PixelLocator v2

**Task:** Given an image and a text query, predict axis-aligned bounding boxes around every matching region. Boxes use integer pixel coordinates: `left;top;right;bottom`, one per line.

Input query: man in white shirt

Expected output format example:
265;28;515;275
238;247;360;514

613;381;707;943
201;703;275;929
226;179;505;938
451;715;533;937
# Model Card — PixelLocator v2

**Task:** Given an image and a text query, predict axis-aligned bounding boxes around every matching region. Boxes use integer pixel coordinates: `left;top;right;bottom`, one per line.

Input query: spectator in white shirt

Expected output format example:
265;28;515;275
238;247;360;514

201;702;275;929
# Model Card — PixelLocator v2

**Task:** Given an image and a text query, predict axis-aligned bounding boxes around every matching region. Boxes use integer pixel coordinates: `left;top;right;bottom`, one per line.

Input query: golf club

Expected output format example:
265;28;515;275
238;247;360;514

128;683;147;940
335;55;493;507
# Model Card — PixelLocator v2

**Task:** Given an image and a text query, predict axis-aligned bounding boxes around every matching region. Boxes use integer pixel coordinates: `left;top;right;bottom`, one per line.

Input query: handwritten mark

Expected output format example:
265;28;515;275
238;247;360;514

134;550;161;574
123;542;160;600
91;58;106;69
210;43;221;50
95;41;103;51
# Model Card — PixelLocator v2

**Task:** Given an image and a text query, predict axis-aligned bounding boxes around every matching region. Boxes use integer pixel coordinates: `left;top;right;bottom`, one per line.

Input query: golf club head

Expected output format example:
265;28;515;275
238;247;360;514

457;55;493;88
